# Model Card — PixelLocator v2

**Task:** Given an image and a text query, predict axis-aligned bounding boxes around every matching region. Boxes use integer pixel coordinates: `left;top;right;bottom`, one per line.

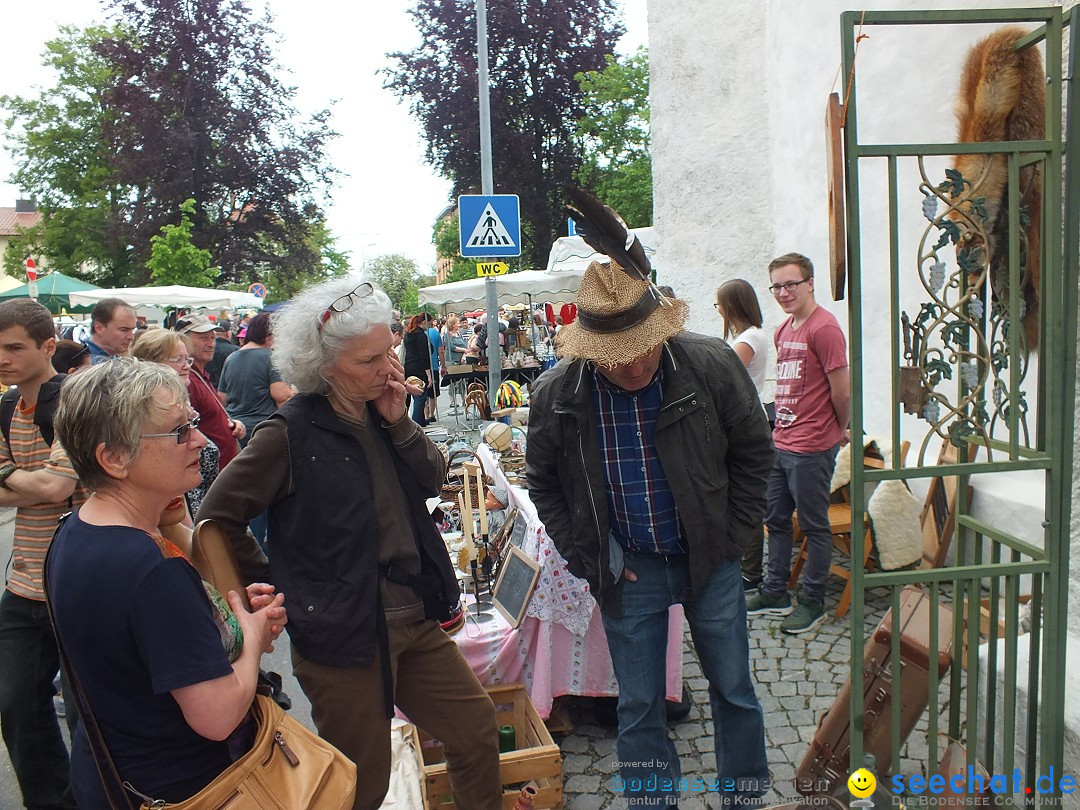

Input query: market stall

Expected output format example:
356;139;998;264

417;270;584;312
68;284;264;311
447;443;683;719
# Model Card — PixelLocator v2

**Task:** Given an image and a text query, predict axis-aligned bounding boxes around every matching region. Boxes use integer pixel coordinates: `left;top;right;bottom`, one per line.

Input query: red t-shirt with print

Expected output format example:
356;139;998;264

773;306;848;453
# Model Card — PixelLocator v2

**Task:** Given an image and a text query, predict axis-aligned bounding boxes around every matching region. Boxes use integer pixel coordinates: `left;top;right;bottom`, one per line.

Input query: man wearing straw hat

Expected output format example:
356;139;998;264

526;189;774;809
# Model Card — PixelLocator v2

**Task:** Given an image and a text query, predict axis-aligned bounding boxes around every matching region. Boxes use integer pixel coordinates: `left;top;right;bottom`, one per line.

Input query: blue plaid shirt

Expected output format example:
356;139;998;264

591;364;686;555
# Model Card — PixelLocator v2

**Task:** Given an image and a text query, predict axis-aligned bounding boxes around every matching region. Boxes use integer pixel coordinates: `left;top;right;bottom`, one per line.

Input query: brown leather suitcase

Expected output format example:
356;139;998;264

795;585;954;794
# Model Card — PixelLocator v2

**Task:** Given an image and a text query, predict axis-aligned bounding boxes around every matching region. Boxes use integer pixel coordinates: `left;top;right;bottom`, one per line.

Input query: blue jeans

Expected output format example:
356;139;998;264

0;590;77;809
407;389;428;424
602;554;768;807
763;445;840;602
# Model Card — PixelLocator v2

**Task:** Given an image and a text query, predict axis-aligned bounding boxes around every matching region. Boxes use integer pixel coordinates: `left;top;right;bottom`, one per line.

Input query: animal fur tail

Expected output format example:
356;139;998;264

952;25;1044;352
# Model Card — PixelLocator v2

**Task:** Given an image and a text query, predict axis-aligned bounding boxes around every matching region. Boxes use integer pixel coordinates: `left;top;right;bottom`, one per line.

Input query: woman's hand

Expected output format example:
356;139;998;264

246;583;288;644
228;589;284;654
374;349;423;424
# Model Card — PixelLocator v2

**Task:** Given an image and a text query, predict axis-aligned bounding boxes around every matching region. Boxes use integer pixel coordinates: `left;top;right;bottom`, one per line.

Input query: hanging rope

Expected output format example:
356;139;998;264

835;10;869;127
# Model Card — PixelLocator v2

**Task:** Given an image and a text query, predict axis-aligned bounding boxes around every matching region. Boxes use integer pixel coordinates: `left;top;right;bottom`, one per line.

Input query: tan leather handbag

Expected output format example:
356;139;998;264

131;693;357;810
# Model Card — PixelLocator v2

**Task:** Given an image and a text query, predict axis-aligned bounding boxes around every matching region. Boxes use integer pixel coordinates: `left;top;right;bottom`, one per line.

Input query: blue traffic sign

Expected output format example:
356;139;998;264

458;194;521;258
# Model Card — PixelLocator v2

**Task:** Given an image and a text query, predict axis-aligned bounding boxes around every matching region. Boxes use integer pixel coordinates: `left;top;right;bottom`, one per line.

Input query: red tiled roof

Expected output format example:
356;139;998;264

0;208;43;236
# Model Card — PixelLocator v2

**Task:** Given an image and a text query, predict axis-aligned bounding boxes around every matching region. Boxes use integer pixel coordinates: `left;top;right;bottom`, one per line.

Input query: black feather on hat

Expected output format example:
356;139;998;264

565;185;653;284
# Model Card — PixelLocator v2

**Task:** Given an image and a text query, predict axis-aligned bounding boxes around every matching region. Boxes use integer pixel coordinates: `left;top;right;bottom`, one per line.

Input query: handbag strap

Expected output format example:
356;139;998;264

44;515;137;810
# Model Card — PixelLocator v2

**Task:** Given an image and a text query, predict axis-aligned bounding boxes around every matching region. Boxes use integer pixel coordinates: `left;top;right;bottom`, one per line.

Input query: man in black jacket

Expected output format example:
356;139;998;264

527;260;774;808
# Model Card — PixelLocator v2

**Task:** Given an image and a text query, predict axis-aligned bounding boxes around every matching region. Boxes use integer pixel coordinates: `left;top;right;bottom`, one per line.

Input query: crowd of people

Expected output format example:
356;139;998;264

0;244;849;809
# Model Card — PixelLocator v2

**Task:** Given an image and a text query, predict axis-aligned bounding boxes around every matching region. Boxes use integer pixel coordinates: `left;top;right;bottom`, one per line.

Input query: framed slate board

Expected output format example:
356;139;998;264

509;511;529;549
492;545;541;628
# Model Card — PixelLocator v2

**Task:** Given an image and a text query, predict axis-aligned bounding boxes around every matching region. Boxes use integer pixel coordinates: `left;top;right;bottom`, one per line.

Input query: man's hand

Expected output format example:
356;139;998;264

622;567;638;583
228;419;246;441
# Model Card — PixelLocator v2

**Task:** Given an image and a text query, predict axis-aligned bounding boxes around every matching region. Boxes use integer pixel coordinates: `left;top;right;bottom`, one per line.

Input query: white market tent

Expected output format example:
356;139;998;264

418;227;657;312
544;226;658;275
69;285;264;311
417;269;584;311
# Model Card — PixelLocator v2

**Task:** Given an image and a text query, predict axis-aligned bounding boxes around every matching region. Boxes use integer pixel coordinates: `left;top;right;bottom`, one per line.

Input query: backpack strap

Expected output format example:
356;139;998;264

0;388;19;450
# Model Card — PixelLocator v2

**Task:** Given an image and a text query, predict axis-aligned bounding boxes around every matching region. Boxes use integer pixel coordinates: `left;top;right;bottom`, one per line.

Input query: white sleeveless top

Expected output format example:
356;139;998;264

732;326;769;398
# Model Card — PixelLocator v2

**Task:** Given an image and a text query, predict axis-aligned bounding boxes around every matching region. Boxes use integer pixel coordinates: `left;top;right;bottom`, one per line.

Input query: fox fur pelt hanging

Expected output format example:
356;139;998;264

951;25;1044;352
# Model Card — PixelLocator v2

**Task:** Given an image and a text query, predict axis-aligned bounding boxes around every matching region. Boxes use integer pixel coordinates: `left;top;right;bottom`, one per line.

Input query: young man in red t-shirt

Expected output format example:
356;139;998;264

747;253;851;634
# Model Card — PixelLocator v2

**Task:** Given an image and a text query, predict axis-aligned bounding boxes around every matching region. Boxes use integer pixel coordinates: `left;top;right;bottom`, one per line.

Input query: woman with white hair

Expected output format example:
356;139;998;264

197;278;502;810
46;359;286;807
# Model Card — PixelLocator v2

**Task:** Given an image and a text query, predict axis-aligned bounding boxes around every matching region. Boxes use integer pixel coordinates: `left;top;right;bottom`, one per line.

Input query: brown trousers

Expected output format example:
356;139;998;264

292;619;502;810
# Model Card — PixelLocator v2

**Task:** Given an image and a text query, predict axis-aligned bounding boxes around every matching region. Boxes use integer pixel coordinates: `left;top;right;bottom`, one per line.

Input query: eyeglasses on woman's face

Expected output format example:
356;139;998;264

767;279;809;296
317;283;374;331
140;415;201;445
166;355;194;367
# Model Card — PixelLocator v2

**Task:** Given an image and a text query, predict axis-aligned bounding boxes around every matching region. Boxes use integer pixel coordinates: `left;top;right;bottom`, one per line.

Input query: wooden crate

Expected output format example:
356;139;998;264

410;683;563;809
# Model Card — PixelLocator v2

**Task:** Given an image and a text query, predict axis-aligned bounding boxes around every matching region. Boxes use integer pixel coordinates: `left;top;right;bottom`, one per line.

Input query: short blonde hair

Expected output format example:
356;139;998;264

130;329;185;364
55;358;189;491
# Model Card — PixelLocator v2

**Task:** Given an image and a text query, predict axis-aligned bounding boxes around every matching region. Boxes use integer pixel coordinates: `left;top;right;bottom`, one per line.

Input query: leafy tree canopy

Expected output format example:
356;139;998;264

434;213;478;284
147;198;219;286
1;25;129;279
1;0;339;289
384;0;624;272
575;46;652;227
367;252;422;313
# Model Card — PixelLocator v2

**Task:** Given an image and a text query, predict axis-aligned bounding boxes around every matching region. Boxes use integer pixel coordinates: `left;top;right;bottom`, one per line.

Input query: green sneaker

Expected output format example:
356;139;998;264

746;589;794;616
780;594;826;635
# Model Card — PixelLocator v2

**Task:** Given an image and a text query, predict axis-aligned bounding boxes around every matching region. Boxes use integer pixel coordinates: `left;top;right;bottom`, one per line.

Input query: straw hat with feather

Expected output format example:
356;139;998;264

555;260;688;369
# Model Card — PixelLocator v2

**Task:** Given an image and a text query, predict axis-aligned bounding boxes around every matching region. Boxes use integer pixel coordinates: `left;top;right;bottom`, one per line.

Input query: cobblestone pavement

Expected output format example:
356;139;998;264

552;579;912;810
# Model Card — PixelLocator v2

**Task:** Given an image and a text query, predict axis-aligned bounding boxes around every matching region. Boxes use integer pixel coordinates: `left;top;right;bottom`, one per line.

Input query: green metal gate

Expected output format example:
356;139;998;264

840;7;1077;803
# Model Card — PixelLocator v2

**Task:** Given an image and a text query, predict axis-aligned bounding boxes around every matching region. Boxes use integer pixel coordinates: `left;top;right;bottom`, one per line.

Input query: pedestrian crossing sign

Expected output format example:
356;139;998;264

458;194;521;258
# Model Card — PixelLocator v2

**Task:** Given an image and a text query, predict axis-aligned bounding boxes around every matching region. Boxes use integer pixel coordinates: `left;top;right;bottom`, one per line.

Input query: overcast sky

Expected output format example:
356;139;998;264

1;0;646;277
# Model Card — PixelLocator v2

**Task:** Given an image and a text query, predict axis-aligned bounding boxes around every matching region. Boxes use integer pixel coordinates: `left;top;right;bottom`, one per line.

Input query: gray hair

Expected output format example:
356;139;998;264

272;276;393;394
55;358;189;491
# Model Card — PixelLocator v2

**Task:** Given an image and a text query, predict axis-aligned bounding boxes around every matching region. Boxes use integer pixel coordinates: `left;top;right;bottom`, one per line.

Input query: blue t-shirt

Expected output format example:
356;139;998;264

427;326;443;373
48;513;235;806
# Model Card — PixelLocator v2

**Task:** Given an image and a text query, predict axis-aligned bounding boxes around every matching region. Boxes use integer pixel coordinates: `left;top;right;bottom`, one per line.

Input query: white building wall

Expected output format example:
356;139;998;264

649;0;1078;780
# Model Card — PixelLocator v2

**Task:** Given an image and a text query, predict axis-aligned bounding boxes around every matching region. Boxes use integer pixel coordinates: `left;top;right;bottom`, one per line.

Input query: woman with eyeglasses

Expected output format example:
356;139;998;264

132;330;222;517
46;359;286;807
196;277;502;810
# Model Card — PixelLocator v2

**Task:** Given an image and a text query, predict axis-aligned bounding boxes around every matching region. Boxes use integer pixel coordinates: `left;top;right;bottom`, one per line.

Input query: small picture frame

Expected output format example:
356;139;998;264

491;505;520;564
509;512;529;549
492;545;541;628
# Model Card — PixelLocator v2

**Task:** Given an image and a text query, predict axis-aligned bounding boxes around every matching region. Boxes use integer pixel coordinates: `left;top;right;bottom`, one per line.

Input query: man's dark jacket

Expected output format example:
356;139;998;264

526;332;774;614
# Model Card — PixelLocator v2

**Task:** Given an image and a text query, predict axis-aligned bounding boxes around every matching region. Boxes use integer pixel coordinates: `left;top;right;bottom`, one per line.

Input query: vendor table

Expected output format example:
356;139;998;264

450;445;683;719
441;365;543;388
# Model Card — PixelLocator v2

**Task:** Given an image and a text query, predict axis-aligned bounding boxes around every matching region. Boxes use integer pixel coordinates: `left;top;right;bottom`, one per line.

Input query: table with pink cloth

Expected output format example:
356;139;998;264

451;445;683;719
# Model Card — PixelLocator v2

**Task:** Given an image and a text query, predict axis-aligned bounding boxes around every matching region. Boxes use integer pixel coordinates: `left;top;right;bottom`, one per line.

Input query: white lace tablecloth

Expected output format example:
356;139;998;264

462;444;683;718
476;444;594;636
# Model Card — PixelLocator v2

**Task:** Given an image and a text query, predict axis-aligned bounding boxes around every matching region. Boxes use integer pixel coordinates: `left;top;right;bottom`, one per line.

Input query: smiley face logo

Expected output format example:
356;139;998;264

848;768;877;798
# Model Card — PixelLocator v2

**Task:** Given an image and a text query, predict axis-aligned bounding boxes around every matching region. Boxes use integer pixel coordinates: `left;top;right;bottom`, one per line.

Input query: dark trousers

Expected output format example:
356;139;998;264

763;444;841;602
0;589;77;809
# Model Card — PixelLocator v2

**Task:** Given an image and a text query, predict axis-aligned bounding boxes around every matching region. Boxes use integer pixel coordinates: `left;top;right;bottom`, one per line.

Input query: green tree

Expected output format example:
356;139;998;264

368;253;421;313
1;25;130;281
575;47;652;227
2;1;338;287
434;213;477;284
147;198;219;286
259;217;351;303
385;0;624;271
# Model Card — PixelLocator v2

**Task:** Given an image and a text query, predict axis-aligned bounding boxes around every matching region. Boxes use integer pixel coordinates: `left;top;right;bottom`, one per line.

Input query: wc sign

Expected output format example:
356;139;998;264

476;261;509;277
